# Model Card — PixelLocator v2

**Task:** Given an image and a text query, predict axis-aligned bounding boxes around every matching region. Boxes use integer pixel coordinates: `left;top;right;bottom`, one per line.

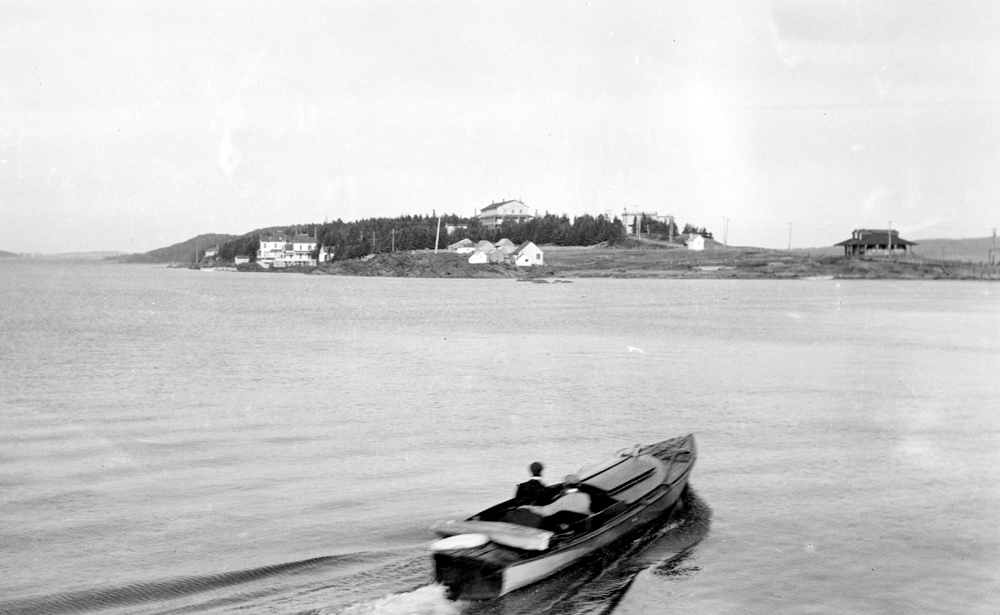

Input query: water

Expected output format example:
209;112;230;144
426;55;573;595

1;261;997;614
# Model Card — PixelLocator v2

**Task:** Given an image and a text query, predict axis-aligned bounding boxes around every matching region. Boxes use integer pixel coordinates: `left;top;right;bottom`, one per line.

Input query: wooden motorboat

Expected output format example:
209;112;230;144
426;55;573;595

430;434;697;600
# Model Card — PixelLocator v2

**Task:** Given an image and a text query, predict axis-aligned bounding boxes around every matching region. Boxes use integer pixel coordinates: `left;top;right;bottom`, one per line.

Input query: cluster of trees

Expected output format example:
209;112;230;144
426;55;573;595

681;224;713;239
217;234;262;262
466;213;626;247
639;215;680;238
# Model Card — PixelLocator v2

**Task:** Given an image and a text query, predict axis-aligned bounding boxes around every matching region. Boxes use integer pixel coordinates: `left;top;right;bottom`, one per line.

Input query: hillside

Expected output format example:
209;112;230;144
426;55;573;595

118;234;237;264
0;249;21;258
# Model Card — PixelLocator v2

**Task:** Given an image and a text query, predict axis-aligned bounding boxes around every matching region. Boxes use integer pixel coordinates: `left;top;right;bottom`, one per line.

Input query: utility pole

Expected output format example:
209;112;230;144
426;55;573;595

788;222;793;252
434;213;442;254
888;221;893;258
391;228;395;252
991;228;996;266
721;217;729;247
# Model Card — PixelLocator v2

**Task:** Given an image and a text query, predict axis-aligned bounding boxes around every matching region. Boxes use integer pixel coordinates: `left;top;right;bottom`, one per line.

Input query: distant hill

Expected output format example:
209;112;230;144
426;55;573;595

798;236;997;263
118;233;237;264
50;251;126;260
0;249;21;258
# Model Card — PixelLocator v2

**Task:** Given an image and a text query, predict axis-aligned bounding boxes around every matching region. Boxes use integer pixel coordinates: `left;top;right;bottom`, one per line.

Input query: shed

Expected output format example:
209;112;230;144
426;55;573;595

512;241;544;267
685;234;705;251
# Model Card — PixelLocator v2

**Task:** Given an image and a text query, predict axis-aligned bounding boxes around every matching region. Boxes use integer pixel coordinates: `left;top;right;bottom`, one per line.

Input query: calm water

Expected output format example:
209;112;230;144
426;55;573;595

1;260;997;615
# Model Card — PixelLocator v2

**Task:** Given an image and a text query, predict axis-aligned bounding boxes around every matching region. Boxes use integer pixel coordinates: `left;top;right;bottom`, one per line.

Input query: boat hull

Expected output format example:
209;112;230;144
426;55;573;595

434;435;696;600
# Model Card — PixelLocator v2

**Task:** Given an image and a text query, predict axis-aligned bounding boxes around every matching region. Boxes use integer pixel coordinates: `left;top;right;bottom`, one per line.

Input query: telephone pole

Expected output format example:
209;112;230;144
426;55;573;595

787;222;793;252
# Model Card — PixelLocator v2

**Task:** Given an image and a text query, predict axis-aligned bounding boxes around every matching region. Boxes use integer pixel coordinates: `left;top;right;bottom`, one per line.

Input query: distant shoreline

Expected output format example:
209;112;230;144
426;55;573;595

239;246;1000;280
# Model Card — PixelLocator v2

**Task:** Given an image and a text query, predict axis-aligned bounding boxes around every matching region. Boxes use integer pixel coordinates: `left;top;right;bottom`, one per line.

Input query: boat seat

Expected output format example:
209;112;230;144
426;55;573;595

541;511;589;532
500;508;544;528
579;484;618;513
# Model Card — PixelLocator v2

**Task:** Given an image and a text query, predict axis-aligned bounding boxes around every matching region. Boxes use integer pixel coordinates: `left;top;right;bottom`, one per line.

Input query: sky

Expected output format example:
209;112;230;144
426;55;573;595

2;0;999;253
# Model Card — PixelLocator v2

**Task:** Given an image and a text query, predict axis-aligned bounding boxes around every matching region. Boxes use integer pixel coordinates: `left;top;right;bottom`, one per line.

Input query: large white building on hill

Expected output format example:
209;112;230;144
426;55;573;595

478;200;534;230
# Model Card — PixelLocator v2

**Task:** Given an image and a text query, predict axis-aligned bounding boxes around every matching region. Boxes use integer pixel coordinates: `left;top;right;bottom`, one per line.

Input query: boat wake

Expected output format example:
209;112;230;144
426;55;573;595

1;491;710;615
334;584;460;615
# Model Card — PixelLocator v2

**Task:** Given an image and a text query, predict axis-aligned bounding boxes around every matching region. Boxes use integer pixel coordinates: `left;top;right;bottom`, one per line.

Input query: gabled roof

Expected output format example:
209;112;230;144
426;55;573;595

512;241;540;256
495;238;515;247
449;238;474;248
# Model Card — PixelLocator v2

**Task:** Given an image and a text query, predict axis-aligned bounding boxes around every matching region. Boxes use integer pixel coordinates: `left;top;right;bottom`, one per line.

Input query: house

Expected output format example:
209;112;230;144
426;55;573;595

204;246;218;258
478;200;534;230
234;255;251;265
448;238;476;254
495;238;517;255
469;247;504;264
621;211;675;236
257;229;319;267
475;240;496;252
835;229;917;257
686;234;705;251
512;241;544;267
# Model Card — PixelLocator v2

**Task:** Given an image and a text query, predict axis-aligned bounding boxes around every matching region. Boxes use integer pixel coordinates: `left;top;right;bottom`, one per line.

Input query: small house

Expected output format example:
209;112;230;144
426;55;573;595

512;241;544;267
448;238;476;255
234;255;251;265
495;238;517;255
469;248;504;264
686;234;705;251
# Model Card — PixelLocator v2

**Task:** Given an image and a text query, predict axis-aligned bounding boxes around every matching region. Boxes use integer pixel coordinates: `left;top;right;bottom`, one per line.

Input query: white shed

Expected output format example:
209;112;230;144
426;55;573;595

512;241;544;267
686;234;705;251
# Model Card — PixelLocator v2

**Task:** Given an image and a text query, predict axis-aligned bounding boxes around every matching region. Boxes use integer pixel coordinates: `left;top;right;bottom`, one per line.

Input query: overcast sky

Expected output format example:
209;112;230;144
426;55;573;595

2;1;998;253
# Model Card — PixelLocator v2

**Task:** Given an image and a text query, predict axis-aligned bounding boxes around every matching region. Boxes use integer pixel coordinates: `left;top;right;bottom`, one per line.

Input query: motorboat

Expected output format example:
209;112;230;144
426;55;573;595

430;434;697;599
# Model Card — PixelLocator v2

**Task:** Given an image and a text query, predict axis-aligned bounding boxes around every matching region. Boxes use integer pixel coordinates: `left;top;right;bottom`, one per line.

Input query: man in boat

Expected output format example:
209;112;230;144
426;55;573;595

514;461;548;505
522;474;592;531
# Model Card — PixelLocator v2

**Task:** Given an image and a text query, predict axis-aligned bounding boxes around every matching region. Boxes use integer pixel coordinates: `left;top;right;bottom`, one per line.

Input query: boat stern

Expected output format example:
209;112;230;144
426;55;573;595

433;552;504;600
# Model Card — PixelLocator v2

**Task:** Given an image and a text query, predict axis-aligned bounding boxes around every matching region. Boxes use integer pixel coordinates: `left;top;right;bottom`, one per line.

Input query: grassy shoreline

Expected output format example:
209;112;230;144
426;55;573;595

527;245;1000;281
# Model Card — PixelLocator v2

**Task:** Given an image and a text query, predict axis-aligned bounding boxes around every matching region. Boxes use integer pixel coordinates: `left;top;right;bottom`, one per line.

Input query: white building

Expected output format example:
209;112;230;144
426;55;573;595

478;200;533;230
512;241;544;266
257;230;320;267
468;247;504;264
685;234;705;251
621;211;675;236
448;238;476;254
